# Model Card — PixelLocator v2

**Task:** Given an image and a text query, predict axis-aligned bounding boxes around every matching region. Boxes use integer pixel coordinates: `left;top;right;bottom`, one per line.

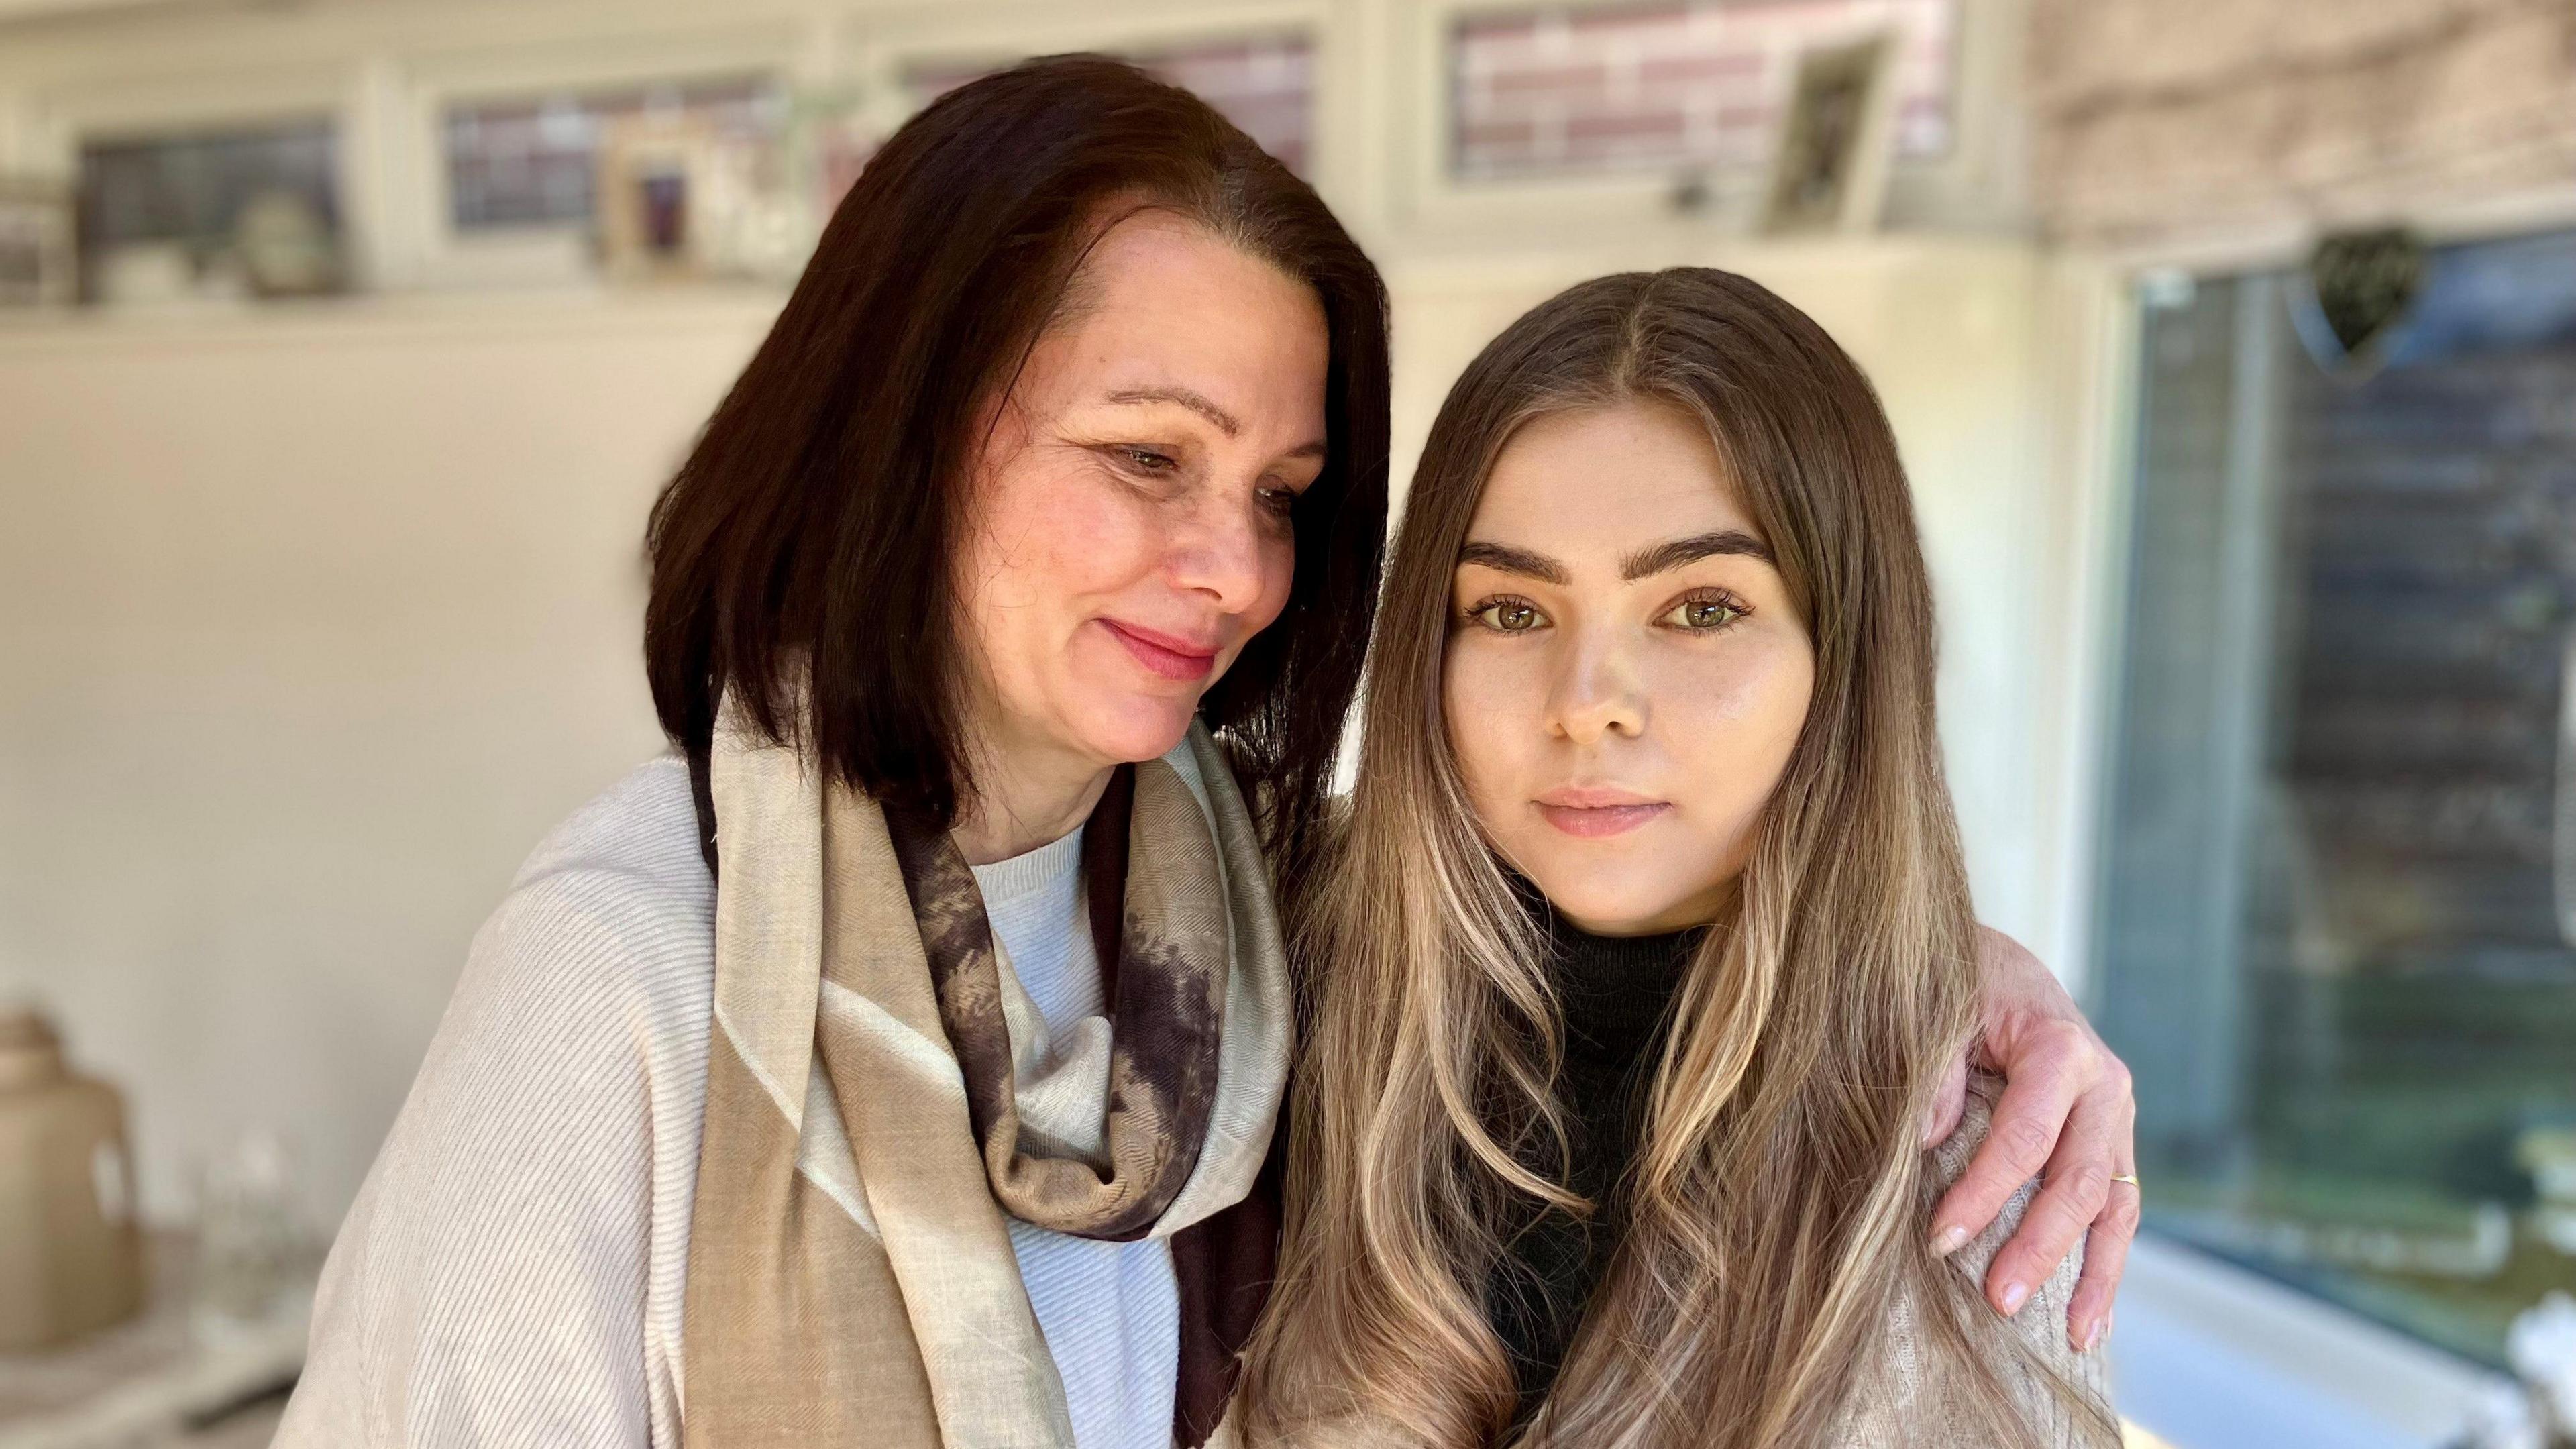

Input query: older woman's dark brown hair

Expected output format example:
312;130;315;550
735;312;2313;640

645;53;1389;890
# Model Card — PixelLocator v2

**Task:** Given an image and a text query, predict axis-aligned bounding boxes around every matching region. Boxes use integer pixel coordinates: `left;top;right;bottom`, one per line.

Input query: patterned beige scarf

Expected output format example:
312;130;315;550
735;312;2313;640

680;702;1290;1448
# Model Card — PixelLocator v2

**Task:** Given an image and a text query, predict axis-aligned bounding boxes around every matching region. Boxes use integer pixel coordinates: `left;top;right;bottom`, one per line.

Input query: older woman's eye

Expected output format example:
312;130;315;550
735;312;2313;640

1661;593;1746;631
1467;598;1548;633
1116;445;1179;473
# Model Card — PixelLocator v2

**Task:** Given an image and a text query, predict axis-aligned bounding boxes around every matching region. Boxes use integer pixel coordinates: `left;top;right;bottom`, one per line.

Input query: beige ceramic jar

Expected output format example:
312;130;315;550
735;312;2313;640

0;1006;144;1350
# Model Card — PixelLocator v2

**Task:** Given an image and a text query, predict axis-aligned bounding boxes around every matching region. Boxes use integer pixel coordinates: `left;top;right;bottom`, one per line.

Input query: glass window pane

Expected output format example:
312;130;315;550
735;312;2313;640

79;120;337;262
2096;229;2576;1366
445;78;782;231
1449;0;1955;181
903;34;1315;176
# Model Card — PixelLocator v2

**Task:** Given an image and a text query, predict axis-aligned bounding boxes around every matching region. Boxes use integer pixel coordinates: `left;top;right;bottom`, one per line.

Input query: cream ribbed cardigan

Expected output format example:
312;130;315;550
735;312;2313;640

274;756;1185;1449
1825;1081;2119;1446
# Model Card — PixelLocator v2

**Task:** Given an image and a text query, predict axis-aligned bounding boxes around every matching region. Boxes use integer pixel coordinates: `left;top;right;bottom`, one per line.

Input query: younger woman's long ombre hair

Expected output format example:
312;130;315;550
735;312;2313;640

1243;270;2113;1448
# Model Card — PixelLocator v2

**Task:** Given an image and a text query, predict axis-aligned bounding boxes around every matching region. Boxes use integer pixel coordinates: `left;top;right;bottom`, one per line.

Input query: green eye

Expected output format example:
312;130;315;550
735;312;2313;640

1664;596;1743;631
1473;599;1545;633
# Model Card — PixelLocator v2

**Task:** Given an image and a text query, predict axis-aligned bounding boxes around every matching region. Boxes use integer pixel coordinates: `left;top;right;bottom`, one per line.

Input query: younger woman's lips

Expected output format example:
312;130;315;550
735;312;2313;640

1534;802;1672;839
1102;619;1220;682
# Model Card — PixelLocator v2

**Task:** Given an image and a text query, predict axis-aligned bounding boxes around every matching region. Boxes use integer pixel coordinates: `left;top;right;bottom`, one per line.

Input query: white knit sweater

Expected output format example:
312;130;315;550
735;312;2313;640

275;755;1181;1449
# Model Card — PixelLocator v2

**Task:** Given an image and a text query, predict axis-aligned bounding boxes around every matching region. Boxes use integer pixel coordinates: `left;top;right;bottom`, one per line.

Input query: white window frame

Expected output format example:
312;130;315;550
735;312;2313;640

1368;0;2001;251
394;21;810;291
21;64;360;280
2059;193;2576;1447
851;0;1334;187
2114;1234;2509;1449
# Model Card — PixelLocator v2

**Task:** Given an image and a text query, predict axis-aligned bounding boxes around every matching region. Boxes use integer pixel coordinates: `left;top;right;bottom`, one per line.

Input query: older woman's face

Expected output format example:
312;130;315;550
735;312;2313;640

954;211;1330;778
1443;402;1815;935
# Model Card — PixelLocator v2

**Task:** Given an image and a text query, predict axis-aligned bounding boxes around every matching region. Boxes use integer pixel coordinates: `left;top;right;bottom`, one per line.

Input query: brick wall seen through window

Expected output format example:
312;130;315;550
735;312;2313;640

906;35;1314;176
1452;0;1955;181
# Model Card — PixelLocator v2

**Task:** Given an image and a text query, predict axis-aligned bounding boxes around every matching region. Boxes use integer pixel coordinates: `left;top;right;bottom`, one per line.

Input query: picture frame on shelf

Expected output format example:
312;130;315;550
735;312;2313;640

594;107;807;285
1757;32;1901;237
594;113;722;284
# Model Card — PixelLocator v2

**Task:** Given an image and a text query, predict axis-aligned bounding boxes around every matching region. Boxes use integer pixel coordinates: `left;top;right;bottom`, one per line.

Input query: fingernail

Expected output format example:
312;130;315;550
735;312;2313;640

2081;1318;2104;1353
1929;1224;1969;1257
1998;1280;2029;1315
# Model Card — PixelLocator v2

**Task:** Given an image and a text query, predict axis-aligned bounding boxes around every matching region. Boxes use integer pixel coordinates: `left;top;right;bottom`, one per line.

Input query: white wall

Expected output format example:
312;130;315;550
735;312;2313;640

0;294;770;1228
0;238;2092;1234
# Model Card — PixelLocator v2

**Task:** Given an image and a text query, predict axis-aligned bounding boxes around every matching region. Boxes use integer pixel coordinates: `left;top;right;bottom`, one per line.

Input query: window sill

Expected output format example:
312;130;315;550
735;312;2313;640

2109;1232;2510;1449
0;282;790;353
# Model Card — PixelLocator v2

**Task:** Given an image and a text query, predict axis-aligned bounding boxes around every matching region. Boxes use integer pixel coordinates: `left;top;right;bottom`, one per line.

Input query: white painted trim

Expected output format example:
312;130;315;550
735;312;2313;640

34;65;350;142
2022;248;2138;997
2079;180;2576;280
856;0;1325;74
0;282;786;354
0;0;211;17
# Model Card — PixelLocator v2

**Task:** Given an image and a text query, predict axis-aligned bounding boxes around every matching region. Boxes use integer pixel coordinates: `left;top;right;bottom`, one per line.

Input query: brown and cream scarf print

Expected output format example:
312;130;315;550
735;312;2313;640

680;700;1291;1449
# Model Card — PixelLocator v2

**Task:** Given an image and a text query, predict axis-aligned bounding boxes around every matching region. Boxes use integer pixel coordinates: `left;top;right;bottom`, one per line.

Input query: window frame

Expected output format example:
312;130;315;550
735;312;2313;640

851;0;1333;184
2114;1234;2510;1448
1371;0;1992;249
2063;197;2576;1443
398;23;808;290
25;64;360;288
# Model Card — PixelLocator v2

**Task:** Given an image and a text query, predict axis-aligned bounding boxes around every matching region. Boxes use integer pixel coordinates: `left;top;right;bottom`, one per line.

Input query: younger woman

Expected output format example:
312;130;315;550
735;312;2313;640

1246;270;2125;1448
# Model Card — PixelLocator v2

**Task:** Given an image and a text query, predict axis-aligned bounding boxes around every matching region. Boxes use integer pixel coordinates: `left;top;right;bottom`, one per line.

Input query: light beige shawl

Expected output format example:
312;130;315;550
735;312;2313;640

679;704;1290;1449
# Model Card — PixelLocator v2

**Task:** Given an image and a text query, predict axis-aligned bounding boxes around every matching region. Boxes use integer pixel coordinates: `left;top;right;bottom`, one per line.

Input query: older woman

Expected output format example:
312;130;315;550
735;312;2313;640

277;57;2134;1449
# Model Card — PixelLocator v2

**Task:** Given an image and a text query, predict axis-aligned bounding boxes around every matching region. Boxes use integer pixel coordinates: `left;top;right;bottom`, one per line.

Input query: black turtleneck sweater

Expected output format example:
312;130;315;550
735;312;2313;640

1484;906;1707;1415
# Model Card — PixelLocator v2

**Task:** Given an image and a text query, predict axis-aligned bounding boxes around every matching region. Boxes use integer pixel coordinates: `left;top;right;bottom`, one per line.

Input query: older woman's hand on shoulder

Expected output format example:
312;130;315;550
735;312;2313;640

1924;926;2139;1356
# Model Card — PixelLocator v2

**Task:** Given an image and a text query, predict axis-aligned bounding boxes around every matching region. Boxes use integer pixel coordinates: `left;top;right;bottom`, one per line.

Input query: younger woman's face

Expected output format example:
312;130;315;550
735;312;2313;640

1444;402;1815;936
955;211;1330;780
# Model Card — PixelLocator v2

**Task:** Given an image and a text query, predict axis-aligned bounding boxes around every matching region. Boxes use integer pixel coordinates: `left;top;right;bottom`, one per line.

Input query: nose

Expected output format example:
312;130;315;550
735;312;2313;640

1165;486;1275;616
1548;625;1647;745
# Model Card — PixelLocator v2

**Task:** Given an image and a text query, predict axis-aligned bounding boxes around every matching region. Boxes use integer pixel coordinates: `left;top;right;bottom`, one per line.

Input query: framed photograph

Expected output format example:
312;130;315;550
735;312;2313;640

1758;32;1901;237
594;113;723;282
594;108;801;284
0;178;78;308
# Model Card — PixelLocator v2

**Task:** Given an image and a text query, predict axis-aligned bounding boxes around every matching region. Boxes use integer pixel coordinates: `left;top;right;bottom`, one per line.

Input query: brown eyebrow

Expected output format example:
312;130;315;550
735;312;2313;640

1456;540;1570;585
1106;385;1238;435
1103;386;1327;460
1619;529;1771;580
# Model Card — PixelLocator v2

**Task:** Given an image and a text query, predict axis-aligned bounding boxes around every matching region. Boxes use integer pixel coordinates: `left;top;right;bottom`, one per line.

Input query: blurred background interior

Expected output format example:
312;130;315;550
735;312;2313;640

1;0;2574;1445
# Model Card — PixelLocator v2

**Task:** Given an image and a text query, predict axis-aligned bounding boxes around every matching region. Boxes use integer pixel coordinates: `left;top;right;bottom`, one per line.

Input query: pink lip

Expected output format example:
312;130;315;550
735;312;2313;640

1532;786;1671;839
1102;619;1222;682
